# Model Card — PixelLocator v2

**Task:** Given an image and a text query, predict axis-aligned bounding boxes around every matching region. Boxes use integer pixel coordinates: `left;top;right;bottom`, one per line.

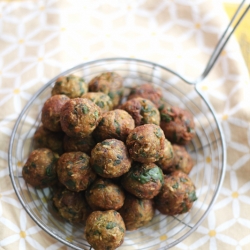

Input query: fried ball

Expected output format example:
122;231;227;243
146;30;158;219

154;171;197;215
93;109;135;142
33;126;64;155
120;97;160;126
41;94;70;132
51;74;88;98
53;187;92;223
90;139;132;178
85;210;125;250
81;92;113;113
118;193;155;231
170;144;194;175
127;83;163;109
63;134;96;155
156;139;175;173
22;148;59;188
88;72;123;107
121;162;163;199
160;105;195;145
126;124;165;163
57;152;96;192
60;98;102;138
85;178;125;211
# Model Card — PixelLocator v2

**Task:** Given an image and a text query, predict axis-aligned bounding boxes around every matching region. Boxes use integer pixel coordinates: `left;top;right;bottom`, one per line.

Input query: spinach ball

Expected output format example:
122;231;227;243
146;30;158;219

52;74;88;98
60;98;102;138
90;139;132;178
22;148;59;188
81;92;113;113
126;124;165;163
121;162;163;199
154;171;197;215
63;134;96;155
41;94;70;132
120;97;160;126
118;193;155;231
85;178;125;211
160;105;195;145
85;210;125;250
57;152;96;192
33;126;64;155
127;83;164;109
53;187;92;223
156;139;175;173
88;72;123;107
93;109;135;142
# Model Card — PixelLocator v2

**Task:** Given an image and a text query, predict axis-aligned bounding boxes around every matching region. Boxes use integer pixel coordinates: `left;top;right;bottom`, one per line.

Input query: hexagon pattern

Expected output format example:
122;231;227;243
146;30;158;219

0;0;250;249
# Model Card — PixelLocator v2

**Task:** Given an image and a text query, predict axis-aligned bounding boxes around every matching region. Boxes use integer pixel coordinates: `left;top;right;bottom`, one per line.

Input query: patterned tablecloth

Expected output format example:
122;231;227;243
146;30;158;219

1;0;250;249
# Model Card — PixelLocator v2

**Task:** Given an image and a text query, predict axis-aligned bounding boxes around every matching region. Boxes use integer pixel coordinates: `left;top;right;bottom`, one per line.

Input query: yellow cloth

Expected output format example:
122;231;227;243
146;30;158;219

224;2;250;72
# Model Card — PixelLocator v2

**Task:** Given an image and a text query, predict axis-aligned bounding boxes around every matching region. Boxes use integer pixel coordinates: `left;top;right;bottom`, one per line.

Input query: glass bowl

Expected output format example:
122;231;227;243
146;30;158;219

8;57;226;250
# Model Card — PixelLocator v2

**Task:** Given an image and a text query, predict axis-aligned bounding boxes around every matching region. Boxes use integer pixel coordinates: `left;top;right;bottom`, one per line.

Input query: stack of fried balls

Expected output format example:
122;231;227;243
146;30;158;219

22;72;197;250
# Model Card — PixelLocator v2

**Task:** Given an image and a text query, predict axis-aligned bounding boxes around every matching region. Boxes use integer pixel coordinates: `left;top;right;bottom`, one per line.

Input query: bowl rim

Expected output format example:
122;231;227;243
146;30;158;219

8;57;227;249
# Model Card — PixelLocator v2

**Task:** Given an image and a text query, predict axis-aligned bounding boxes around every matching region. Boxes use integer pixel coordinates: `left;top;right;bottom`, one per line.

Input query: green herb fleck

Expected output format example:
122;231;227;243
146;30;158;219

31;162;36;168
97;214;103;221
80;165;87;170
187;126;194;133
82;105;89;114
140;151;147;158
181;202;188;213
141;105;152;113
93;230;101;236
150;110;157;116
108;92;115;100
180;177;188;183
158;103;165;111
188;191;197;202
114;120;121;135
161;113;172;122
138;199;144;208
113;160;121;166
92;164;103;174
79;155;86;162
94;111;99;119
132;133;138;140
154;128;163;138
172;182;179;189
79;81;85;95
65;179;76;189
106;222;117;229
96;101;104;108
56;81;63;86
101;141;110;146
117;155;123;160
132;167;163;184
68;208;77;216
46;163;53;176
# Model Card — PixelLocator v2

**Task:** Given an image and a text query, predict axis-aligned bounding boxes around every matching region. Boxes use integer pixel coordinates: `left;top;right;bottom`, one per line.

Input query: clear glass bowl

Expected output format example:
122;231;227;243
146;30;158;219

8;58;226;250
